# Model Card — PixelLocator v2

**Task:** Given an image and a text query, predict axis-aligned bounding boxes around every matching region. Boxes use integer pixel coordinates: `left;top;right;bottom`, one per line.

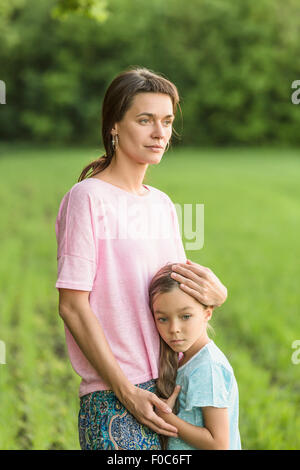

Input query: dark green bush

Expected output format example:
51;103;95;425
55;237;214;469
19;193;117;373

1;0;300;145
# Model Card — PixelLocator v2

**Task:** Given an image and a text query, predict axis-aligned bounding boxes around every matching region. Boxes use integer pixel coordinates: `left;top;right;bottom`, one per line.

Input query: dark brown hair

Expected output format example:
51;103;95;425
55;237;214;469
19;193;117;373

78;66;181;182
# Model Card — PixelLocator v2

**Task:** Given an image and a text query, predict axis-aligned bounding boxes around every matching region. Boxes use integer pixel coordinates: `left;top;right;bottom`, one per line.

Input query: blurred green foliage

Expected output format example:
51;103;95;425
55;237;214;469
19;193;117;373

1;0;300;145
52;0;108;22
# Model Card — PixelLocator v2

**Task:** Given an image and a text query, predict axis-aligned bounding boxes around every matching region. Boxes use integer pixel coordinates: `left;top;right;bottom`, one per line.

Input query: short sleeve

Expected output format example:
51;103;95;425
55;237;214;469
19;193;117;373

185;362;233;410
55;185;98;291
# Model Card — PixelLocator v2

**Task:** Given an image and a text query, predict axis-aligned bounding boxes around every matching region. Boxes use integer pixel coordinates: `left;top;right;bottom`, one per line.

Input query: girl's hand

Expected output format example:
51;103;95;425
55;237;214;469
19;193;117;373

165;385;181;411
171;259;227;307
119;384;178;437
156;386;181;415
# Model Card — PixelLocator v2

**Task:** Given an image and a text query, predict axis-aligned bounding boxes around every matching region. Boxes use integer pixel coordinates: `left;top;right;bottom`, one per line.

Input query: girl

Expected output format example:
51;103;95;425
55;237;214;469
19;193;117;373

55;66;228;450
149;263;241;450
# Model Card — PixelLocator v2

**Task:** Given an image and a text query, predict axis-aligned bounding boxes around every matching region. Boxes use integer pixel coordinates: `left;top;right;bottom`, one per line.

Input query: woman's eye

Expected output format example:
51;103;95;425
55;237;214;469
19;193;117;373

139;119;172;126
182;315;191;320
158;318;167;323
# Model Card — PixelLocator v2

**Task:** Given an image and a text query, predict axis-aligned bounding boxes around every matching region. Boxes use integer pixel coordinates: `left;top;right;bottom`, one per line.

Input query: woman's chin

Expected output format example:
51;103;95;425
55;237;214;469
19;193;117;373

146;154;164;165
138;147;164;165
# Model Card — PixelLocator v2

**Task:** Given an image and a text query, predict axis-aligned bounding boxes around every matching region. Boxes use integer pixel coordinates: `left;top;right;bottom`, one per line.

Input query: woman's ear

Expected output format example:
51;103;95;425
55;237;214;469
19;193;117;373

111;123;119;135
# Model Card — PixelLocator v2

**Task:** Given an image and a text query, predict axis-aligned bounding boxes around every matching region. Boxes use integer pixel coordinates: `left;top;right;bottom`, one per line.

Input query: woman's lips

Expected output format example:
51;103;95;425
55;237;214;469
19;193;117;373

145;146;163;152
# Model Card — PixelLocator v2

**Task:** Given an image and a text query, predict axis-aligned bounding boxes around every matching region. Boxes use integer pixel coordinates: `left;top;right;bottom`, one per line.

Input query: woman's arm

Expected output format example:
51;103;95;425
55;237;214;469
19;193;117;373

171;259;227;307
157;406;230;450
58;288;178;438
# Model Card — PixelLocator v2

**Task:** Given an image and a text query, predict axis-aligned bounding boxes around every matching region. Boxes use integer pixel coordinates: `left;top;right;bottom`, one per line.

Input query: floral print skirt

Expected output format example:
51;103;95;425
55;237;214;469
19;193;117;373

78;379;161;450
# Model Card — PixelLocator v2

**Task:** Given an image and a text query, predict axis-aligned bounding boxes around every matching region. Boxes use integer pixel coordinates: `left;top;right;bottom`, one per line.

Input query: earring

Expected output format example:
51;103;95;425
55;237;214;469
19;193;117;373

112;134;119;151
165;141;170;152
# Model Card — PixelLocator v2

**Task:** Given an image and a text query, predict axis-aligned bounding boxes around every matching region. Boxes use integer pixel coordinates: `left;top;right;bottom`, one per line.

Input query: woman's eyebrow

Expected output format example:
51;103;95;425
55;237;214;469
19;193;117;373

136;112;174;118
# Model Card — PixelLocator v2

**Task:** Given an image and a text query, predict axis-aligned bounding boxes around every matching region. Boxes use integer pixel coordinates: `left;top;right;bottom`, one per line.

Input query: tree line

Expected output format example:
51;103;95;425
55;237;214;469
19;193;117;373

1;0;300;146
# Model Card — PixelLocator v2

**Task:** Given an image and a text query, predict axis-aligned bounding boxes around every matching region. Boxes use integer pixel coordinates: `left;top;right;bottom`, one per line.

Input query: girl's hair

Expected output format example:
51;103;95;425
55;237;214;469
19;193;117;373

78;66;182;182
148;263;213;450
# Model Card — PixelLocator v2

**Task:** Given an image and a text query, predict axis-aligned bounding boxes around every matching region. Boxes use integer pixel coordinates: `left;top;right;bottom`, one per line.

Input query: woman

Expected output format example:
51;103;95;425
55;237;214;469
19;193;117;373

55;67;227;450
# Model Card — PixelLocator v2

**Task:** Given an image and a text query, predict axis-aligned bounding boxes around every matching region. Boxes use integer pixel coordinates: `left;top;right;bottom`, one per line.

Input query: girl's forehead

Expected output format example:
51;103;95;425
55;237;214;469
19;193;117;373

153;288;201;310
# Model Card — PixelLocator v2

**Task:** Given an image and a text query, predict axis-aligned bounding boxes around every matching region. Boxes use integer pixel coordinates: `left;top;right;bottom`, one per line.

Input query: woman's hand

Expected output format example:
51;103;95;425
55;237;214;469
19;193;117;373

171;259;227;307
118;384;179;437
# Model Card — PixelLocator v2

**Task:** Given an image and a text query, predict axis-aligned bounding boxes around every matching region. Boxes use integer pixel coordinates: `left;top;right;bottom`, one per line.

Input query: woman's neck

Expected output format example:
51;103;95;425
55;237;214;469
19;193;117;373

95;153;148;196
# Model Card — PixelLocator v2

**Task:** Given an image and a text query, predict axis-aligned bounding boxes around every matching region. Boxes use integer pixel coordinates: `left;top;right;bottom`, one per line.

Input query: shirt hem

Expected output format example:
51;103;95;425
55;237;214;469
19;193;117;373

78;372;159;398
55;281;92;291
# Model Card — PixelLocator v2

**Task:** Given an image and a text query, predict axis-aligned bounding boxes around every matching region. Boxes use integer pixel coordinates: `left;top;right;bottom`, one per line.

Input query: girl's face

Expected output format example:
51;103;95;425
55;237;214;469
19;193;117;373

112;92;174;165
152;287;213;362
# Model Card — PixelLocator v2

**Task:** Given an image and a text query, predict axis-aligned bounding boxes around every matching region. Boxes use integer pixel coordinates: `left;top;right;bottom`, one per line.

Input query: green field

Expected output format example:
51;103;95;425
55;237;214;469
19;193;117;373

0;144;299;450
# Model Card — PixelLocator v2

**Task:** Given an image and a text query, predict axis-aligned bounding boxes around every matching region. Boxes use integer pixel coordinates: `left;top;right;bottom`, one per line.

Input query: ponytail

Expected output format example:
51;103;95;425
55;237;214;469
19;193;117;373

78;154;112;182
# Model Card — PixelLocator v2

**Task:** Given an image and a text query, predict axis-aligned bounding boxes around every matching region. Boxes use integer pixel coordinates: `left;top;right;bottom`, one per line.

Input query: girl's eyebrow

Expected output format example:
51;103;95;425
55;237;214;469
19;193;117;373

136;112;174;118
154;306;191;315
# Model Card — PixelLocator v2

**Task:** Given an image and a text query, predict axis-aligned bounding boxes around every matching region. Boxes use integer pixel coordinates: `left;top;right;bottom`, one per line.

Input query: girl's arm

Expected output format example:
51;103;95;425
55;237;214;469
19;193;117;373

157;406;229;450
58;288;178;438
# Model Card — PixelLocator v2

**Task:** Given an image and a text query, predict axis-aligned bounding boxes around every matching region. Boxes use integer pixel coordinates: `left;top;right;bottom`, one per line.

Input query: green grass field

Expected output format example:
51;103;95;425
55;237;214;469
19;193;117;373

0;144;299;449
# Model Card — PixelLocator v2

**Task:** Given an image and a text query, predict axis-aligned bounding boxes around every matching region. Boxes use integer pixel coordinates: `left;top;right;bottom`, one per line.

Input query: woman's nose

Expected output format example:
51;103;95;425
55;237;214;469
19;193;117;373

151;121;164;139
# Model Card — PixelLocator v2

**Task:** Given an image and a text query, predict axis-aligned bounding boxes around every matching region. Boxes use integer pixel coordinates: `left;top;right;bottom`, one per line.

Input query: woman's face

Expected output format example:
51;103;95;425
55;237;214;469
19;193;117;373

112;92;174;165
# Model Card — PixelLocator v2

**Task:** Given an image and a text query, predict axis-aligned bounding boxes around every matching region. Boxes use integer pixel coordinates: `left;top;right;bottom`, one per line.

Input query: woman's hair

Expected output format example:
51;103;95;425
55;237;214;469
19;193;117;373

78;66;182;182
149;263;213;449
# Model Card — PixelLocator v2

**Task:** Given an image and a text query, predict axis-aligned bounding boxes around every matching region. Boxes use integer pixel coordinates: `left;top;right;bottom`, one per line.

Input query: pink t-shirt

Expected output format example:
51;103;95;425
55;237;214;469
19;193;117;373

55;178;186;397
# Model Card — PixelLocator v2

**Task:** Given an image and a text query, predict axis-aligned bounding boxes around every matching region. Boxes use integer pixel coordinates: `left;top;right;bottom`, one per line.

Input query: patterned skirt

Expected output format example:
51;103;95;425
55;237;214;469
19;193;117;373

78;379;162;450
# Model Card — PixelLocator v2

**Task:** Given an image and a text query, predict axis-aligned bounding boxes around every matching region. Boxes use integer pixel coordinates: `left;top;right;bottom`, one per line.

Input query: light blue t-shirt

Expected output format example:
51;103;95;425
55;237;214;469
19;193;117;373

167;340;241;450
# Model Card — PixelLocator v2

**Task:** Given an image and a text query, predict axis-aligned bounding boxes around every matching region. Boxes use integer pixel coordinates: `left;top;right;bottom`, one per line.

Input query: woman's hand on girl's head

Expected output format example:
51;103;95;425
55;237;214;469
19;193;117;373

120;385;178;437
171;259;228;307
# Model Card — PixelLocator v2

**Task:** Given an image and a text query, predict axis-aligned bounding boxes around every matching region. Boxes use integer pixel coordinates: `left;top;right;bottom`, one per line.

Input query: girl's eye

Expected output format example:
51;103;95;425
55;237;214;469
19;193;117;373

182;315;191;320
158;318;167;323
163;120;172;126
